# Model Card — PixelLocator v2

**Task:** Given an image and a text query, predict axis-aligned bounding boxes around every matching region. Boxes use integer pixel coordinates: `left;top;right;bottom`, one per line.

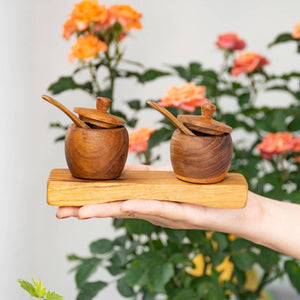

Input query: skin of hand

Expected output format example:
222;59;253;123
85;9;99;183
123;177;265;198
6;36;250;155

57;165;300;259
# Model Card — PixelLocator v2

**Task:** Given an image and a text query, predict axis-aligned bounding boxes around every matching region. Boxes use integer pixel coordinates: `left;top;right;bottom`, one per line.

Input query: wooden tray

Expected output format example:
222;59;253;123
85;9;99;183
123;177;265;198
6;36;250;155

47;169;248;209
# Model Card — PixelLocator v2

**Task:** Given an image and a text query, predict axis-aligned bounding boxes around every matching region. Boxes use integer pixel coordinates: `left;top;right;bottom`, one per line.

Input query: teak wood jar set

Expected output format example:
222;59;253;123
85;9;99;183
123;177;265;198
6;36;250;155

43;95;233;184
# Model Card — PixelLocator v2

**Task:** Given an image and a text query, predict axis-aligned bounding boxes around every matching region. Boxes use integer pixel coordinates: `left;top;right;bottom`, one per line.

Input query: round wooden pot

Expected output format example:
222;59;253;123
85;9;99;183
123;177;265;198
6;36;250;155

65;124;129;180
170;129;233;183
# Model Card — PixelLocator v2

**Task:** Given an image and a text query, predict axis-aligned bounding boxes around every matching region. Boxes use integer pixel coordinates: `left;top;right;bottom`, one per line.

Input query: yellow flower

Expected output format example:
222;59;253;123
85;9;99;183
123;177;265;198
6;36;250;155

228;234;237;242
187;254;205;277
188;254;234;283
206;255;234;283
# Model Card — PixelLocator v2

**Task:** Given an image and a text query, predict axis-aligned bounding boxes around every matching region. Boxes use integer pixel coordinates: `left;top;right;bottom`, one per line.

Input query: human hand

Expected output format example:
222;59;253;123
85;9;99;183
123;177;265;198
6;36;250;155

56;164;300;259
56;165;262;238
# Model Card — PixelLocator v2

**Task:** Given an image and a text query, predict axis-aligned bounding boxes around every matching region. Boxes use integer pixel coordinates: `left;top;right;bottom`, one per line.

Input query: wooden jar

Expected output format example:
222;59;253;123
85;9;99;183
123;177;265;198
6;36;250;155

170;129;233;183
65;124;128;180
170;104;233;184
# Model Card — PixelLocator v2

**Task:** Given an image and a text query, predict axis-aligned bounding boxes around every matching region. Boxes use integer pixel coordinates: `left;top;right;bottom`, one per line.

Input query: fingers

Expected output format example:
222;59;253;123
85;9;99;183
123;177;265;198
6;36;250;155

121;199;205;226
77;201;125;219
56;206;80;219
124;164;172;172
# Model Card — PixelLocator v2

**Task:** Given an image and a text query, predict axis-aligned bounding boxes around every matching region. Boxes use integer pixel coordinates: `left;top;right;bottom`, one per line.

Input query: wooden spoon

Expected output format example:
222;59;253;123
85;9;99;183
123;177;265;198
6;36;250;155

147;101;195;136
42;95;90;129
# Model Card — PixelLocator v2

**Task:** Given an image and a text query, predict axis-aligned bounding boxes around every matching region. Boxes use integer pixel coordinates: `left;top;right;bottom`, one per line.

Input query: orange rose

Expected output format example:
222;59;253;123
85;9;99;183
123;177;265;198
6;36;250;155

68;34;107;62
292;22;300;39
107;5;142;30
295;156;300;163
159;82;210;112
71;0;107;31
231;52;269;77
256;132;294;160
63;17;77;40
290;136;300;152
129;127;154;153
216;33;246;50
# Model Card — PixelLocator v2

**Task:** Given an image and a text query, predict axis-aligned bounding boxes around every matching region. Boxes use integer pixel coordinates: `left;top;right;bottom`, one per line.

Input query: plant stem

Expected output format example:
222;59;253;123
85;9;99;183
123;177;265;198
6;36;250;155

143;151;152;165
249;74;258;106
89;62;101;94
255;271;269;297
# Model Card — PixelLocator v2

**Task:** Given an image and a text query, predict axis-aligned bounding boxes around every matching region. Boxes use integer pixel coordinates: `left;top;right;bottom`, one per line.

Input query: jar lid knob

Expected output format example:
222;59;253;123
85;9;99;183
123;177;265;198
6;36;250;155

96;97;112;112
201;103;216;119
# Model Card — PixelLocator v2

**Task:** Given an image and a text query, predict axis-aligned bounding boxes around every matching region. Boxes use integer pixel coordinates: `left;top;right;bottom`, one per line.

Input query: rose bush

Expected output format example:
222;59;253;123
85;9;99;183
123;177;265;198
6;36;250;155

48;1;300;299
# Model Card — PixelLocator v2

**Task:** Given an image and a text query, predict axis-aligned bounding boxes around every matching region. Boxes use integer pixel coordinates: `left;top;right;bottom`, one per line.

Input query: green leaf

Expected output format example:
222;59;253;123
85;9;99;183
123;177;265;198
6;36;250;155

48;77;77;94
147;127;173;150
17;279;38;297
165;228;186;243
96;89;112;99
67;254;84;261
212;232;228;251
230;239;252;251
140;69;170;83
111;110;127;121
169;253;190;265
195;277;225;299
89;239;113;254
124;219;156;235
75;258;101;288
48;77;93;95
189;62;202;76
125;260;148;286
173;289;198;300
49;122;69;130
117;277;135;297
77;281;107;300
113;218;124;228
285;260;300;294
256;246;280;270
238;93;251;107
45;291;64;300
141;288;155;300
106;265;124;276
113;235;127;247
109;249;128;267
231;252;256;271
148;263;174;293
201;70;219;84
289;190;300;204
54;134;66;143
32;278;47;298
127;99;142;110
171;65;191;81
127;118;138;128
268;33;295;47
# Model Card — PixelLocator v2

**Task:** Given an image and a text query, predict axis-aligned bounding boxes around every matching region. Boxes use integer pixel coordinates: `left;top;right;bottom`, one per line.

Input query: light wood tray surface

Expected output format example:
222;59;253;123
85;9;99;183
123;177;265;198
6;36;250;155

47;169;248;208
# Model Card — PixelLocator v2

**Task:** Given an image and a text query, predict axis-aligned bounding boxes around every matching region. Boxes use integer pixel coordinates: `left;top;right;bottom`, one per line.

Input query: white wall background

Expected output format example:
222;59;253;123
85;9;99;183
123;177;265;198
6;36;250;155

1;0;300;299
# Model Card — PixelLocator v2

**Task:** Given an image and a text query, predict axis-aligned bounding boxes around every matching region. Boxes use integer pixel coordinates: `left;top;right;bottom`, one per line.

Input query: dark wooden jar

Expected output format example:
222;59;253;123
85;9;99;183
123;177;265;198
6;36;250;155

65;124;128;180
170;129;233;184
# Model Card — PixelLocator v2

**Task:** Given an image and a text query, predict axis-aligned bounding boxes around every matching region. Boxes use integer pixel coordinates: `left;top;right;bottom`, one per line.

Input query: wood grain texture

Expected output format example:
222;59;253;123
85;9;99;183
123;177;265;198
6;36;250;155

42;95;90;129
170;129;233;183
177;103;232;135
65;124;128;179
47;169;248;208
78;115;117;129
74;107;126;126
147;101;195;136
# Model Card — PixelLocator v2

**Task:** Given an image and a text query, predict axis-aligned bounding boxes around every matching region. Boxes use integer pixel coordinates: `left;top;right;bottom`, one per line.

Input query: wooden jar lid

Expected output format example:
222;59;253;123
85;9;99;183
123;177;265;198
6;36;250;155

177;103;232;135
74;97;126;128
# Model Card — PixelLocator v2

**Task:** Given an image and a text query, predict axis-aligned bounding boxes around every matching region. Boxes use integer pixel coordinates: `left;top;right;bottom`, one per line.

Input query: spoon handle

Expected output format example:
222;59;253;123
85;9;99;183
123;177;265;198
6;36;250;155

42;95;90;129
147;101;195;136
